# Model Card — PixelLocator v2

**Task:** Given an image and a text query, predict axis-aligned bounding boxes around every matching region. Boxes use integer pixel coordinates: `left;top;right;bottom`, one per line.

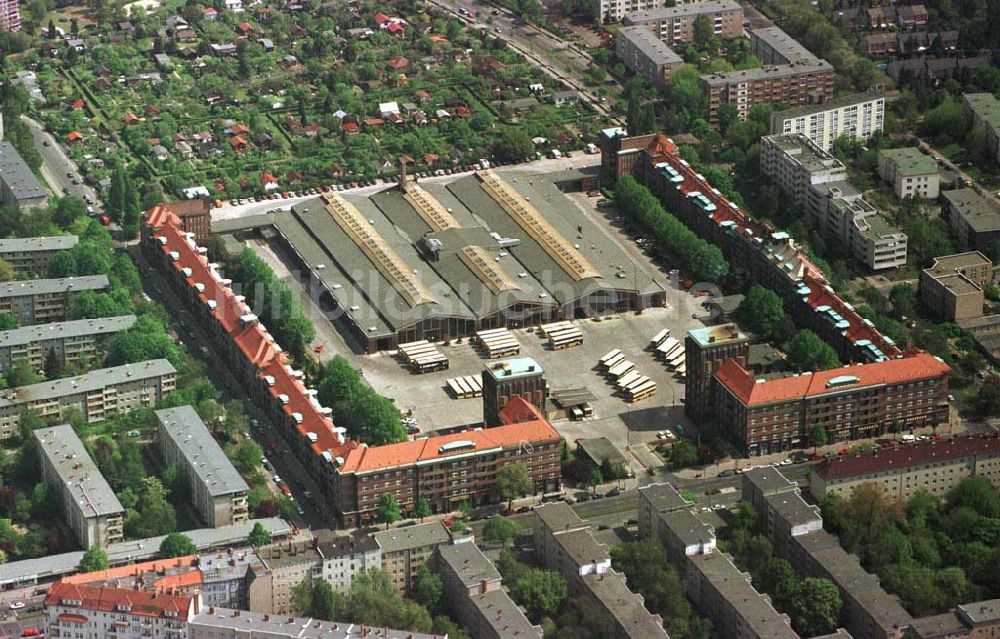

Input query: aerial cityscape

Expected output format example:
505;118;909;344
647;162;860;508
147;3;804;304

1;0;1000;635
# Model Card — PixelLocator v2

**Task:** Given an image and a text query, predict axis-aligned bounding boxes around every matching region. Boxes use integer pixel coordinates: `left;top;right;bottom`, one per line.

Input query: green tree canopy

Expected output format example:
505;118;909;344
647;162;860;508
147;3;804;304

497;462;533;509
79;547;110;572
492;129;534;163
788;578;841;637
247;521;272;547
736;285;786;338
482;515;522;547
159;532;196;558
784;330;840;371
376;493;401;529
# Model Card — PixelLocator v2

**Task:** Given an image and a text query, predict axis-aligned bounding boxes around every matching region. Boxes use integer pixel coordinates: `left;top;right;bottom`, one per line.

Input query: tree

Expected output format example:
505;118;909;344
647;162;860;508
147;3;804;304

310;579;337;620
692;14;714;48
948;476;1000;518
231;439;263;475
0;259;14;281
756;557;798;607
669;440;698;468
736;286;786;338
415;496;431;522
411;564;443;610
784;330;839;371
788;578;841;637
586;467;603;493
889;283;917;320
376;493;401;529
247;522;272;547
510;569;567;618
159;532;196;558
0;313;17;330
79;547;110;572
43;348;62;378
483;515;522;547
492;129;534;163
809;423;827;452
497;462;533;510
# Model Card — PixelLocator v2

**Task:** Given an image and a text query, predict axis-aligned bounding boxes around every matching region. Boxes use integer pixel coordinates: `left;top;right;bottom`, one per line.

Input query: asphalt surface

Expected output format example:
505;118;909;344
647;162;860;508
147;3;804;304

22;115;100;206
424;0;622;123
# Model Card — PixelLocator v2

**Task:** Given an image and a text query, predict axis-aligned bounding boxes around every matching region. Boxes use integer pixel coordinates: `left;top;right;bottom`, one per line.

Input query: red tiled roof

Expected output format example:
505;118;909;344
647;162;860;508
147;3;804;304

715;352;950;406
58;613;88;623
374;11;389;23
339;398;559;474
46;581;194;621
144;207;356;463
64;556;196;585
71;99;85;109
387;56;409;69
816;434;1000;481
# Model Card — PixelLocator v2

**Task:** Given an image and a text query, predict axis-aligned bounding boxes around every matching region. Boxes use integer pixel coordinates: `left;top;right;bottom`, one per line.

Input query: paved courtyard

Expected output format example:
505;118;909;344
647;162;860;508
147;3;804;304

243;171;720;474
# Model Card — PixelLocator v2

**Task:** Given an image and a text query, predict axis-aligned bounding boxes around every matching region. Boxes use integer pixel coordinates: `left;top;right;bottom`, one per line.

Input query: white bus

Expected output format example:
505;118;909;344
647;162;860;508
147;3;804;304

626;380;657;402
600;348;623;369
412;354;449;373
607;359;635;379
650;329;670;349
616;370;643;390
448;378;469;398
667;352;686;369
550;334;583;350
656;337;679;358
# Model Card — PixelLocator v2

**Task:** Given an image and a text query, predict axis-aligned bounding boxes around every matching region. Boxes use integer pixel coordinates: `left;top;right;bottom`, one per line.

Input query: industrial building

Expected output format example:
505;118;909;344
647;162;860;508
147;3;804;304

0;236;78;277
0;275;109;326
769;91;886;152
35;424;125;549
0;359;176;438
482;356;548;426
271;170;665;353
156;405;250;527
0;314;135;373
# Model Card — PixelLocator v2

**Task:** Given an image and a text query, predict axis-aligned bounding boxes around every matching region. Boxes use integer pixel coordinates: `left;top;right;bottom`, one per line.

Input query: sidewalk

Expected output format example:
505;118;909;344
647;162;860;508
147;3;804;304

672;419;965;480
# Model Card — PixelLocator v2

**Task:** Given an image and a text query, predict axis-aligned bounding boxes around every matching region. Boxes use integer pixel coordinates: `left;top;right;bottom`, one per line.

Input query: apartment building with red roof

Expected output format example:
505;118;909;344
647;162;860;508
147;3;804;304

598;128;901;366
811;433;1000;500
714;350;950;456
45;580;197;639
141;207;562;527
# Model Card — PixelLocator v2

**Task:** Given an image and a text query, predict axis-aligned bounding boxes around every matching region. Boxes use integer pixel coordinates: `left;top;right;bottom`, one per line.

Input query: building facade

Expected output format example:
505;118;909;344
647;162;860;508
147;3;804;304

810;434;1000;500
156;405;250;527
374;521;454;594
0;236;78;277
761;134;907;270
0;0;20;31
596;0;661;24
701;26;834;123
616;26;684;89
248;540;322;614
36;424;125;549
685;324;750;424
482;357;548;426
164;198;213;245
1;359;176;439
0;314;136;374
963;93;1000;163
0;275;109;326
314;531;381;593
941;188;1000;254
714;351;951;456
770;91;886;152
878;147;940;199
44;581;194;639
434;541;543;639
919;252;992;322
622;0;743;46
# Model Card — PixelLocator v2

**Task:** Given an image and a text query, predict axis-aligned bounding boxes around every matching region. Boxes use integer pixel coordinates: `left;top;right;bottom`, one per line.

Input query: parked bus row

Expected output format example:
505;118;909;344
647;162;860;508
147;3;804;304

475;328;521;359
398;340;449;374
446;374;483;399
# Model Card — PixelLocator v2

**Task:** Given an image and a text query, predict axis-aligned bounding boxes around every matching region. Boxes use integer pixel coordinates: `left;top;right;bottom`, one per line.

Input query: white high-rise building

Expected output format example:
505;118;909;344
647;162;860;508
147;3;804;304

770;91;886;152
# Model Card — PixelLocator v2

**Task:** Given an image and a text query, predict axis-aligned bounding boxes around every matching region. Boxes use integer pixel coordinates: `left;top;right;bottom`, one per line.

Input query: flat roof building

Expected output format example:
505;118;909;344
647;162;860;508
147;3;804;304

375;521;455;594
685;324;750;424
482;357;547;426
714;351;950;456
941;188;1000;253
878;147;940;200
919;252;992;321
0;359;177;439
0;141;47;211
811;433;1000;500
0;236;78;277
0;314;136;374
963;93;1000;163
270;170;665;353
762;134;907;271
701;27;834;123
770;91;886;152
35;424;125;549
616;26;684;89
434;541;543;639
0;275;110;326
189;606;445;639
156;405;250;527
637;482;692;540
623;0;743;46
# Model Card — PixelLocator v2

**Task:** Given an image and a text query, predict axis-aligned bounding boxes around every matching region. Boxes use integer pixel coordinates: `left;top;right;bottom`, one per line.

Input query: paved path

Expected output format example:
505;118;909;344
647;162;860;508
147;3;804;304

21;115;99;205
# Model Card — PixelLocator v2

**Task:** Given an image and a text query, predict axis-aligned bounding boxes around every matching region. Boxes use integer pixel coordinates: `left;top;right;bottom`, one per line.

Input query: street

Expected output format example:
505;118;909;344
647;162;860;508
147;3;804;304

21;115;100;205
423;0;623;123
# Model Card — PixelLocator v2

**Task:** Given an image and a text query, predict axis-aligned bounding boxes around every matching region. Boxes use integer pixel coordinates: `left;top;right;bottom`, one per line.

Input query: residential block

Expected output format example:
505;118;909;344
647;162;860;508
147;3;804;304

0;236;78;277
0;314;135;373
0;275;109;326
622;0;743;46
919;252;992;321
878;147;940;199
770;91;886;152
